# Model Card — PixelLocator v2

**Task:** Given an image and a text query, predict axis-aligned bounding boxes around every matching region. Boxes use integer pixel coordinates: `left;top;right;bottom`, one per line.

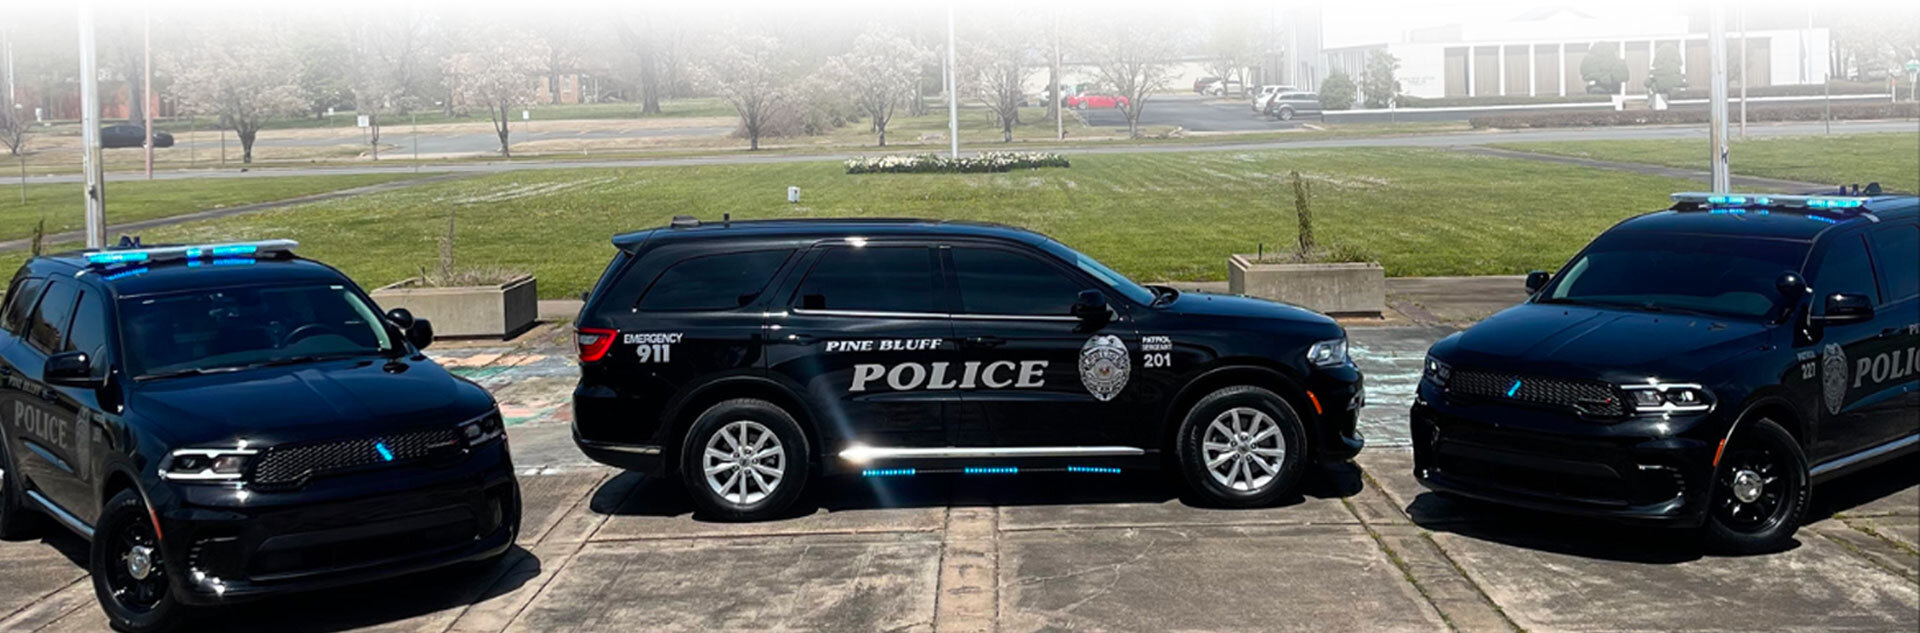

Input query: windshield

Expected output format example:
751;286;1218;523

1539;231;1806;320
121;283;396;378
1040;239;1157;305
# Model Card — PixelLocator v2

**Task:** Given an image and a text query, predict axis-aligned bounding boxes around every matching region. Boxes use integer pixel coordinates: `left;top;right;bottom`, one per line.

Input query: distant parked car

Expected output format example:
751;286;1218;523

1193;77;1220;93
100;125;173;149
1249;85;1295;112
1265;92;1324;121
1065;93;1130;110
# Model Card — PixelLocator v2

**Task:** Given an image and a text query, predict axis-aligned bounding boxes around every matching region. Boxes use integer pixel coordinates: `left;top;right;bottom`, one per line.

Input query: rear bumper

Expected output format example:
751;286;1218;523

1409;400;1717;526
574;435;666;476
157;442;520;605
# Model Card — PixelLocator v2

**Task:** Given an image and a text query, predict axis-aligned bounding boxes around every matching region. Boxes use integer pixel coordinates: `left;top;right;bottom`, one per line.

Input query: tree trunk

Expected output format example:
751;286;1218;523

877;124;886;147
239;129;256;163
749;128;759;151
369;114;381;161
495;104;512;157
638;39;663;115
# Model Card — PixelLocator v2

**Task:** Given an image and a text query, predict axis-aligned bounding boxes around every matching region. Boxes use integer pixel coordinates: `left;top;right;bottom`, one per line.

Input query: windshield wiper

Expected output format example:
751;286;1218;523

259;352;375;368
136;366;244;381
1148;285;1180;306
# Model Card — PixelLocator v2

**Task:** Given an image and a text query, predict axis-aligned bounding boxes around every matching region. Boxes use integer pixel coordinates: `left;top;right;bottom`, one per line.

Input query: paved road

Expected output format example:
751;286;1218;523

24;119;1914;185
255;125;734;155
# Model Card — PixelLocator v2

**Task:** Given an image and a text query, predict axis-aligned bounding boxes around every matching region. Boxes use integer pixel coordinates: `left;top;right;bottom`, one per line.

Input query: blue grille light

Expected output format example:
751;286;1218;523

862;468;916;477
1067;466;1122;474
374;442;394;462
963;466;1018;475
1507;380;1523;397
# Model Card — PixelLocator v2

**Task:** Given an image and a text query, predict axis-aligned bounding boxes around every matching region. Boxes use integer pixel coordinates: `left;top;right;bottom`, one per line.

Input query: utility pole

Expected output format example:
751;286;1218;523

1707;0;1731;193
1052;10;1063;141
1737;5;1747;139
79;3;107;248
946;6;959;159
143;9;154;179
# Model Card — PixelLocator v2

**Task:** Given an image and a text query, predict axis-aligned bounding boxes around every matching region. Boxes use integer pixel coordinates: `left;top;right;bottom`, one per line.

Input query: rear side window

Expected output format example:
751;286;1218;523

794;246;939;313
637;250;793;312
1869;225;1918;302
2;277;47;335
26;280;79;353
1814;235;1879;307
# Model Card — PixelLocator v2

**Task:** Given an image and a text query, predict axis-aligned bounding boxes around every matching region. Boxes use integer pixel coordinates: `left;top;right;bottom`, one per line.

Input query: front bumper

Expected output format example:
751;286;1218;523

1410;398;1718;526
155;441;520;605
1307;367;1367;463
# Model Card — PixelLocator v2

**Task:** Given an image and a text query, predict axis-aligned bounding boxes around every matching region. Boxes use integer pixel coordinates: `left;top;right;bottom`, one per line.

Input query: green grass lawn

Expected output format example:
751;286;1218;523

4;147;1698;299
1493;133;1920;193
0;173;422;243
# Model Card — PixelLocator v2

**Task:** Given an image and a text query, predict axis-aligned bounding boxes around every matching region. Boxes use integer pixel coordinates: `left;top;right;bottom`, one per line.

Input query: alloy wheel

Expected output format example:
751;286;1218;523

702;420;786;506
104;514;167;612
1202;407;1287;492
1715;445;1788;533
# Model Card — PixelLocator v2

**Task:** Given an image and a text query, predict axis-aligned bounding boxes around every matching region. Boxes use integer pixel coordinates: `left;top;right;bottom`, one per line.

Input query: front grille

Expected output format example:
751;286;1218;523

1447;369;1625;417
251;428;462;488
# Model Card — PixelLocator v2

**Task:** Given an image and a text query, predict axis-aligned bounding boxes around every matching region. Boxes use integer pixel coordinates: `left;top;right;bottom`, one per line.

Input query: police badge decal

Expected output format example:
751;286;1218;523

1079;335;1131;402
1821;343;1848;415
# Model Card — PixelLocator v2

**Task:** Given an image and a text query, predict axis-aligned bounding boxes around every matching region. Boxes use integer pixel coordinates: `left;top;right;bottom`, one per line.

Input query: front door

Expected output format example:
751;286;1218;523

942;244;1140;448
1804;232;1904;462
768;241;960;452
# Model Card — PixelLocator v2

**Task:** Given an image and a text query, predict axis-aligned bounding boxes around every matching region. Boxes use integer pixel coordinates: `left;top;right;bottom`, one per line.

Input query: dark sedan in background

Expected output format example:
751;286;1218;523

101;124;174;149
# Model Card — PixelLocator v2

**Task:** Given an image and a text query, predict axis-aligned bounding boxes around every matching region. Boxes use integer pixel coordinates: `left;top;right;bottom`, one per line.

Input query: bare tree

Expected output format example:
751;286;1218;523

1;98;28;203
444;29;546;157
1203;16;1254;98
346;11;438;159
962;28;1033;143
696;33;792;151
1079;22;1178;138
821;30;925;147
614;15;665;114
167;28;304;164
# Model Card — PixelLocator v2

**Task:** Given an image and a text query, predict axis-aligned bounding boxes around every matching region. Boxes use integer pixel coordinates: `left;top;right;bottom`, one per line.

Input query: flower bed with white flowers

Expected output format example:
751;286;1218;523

845;152;1070;174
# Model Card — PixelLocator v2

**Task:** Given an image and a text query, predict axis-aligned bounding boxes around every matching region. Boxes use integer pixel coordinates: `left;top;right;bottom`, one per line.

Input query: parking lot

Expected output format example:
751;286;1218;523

2;315;1913;633
1076;94;1311;133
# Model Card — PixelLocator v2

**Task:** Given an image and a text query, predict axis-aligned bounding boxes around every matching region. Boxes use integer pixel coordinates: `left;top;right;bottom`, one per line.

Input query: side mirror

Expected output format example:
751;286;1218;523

1525;270;1551;293
1813;293;1874;325
1775;272;1807;297
407;318;436;351
1071;289;1109;322
386;307;416;330
44;351;101;388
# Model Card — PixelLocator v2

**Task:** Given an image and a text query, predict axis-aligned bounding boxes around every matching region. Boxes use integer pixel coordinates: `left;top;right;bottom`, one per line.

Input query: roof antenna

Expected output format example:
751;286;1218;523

724;212;731;228
116;235;140;248
1864;182;1882;195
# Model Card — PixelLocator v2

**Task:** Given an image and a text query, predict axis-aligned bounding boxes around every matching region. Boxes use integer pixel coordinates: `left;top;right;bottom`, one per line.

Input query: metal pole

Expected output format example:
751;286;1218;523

143;8;153;179
1707;0;1730;193
1737;5;1747;139
412;111;419;173
78;3;107;248
1053;10;1063;141
946;6;959;159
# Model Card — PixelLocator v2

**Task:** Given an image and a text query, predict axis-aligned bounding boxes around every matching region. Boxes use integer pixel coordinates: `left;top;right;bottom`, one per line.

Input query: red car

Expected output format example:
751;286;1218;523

1065;94;1130;110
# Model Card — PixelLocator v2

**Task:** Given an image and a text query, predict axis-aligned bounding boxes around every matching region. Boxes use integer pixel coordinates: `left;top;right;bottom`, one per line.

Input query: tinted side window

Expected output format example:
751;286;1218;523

795;246;938;313
66;292;110;378
952;248;1085;316
637;250;793;312
1869;225;1918;302
1814;234;1878;308
26;280;79;353
2;277;47;335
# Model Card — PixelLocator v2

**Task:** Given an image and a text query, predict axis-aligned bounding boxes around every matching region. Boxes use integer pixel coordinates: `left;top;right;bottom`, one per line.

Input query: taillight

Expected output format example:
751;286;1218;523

576;327;617;363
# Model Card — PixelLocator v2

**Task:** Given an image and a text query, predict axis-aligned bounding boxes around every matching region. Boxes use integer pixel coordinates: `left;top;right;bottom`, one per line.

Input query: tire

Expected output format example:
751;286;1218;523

678;399;811;522
92;489;186;633
0;439;40;540
1278;107;1294;121
1703;418;1809;554
1174;386;1309;508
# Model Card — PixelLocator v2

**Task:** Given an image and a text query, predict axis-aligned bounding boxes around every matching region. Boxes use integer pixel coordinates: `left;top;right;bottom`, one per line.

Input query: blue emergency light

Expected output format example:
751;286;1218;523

84;240;297;267
1671;192;1870;211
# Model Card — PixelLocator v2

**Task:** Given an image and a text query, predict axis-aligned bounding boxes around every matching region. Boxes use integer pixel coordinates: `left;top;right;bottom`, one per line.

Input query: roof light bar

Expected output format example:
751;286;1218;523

1670;192;1870;211
84;240;297;267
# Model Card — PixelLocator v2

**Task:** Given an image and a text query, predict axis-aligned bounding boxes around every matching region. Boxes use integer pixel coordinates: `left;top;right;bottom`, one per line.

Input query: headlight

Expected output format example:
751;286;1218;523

1306;338;1349;368
460;411;506;446
161;448;257;482
1620;382;1713;415
1422;356;1451;387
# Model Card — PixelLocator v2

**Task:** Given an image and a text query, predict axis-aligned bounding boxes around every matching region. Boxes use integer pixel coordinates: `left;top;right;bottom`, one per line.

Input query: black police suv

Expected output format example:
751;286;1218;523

572;217;1365;520
0;240;519;632
1415;190;1919;552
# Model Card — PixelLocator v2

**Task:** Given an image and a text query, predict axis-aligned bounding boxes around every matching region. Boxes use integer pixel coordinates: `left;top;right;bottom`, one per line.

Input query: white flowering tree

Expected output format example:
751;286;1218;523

444;29;547;158
821;30;926;147
962;28;1035;143
696;33;792;151
167;29;305;164
1078;21;1178;138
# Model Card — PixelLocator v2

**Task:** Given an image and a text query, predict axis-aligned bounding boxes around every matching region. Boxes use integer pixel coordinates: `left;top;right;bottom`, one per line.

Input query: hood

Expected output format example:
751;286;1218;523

1438;303;1772;379
1160;291;1336;327
128;356;490;447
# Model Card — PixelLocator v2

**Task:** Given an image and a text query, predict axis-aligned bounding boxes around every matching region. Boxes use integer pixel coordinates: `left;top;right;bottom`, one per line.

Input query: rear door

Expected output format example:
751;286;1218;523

943;243;1141;448
768;240;960;450
0;277;89;517
1860;223;1920;446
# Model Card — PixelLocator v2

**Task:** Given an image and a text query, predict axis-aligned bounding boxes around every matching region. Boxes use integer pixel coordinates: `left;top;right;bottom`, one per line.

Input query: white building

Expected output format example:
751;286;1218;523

1323;7;1830;100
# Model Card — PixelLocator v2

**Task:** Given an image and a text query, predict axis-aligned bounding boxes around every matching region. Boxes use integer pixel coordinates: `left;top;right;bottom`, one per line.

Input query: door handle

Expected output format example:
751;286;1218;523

38;389;58;402
785;334;819;345
0;366;11;376
1881;328;1905;338
964;336;1006;349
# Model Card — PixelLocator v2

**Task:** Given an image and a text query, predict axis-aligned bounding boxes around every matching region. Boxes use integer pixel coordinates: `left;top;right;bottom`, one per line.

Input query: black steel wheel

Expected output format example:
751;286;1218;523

1703;418;1808;554
91;490;185;633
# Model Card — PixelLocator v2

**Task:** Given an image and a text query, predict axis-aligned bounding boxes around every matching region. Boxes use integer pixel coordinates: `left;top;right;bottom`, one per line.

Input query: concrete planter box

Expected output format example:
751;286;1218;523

371;275;538;340
1227;256;1385;316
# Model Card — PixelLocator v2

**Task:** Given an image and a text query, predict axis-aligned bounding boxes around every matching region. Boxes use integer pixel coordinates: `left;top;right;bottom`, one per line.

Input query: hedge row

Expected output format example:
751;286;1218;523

1469;102;1918;129
1669;81;1894;101
1396;94;1612;108
845;152;1070;174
